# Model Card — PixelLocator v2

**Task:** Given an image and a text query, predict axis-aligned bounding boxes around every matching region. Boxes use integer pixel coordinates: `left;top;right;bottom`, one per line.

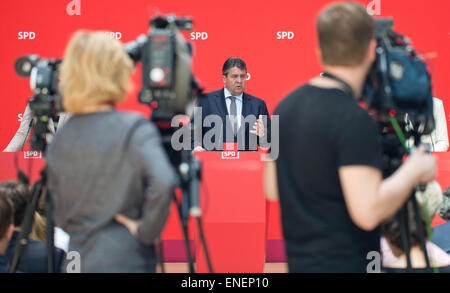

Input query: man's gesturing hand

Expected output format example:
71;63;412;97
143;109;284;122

250;115;265;137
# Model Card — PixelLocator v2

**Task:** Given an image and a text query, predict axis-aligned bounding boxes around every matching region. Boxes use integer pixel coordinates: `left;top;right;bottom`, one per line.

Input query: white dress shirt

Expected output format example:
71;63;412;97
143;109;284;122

224;87;243;129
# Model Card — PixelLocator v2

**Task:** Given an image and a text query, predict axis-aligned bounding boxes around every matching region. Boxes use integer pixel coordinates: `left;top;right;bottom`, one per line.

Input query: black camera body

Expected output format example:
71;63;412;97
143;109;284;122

125;15;198;122
15;55;63;117
14;55;63;151
364;18;434;128
363;18;435;176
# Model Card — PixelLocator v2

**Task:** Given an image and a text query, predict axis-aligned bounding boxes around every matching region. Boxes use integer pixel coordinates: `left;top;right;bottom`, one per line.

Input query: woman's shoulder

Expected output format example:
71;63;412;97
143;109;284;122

115;111;156;132
51;111;150;144
68;110;148;127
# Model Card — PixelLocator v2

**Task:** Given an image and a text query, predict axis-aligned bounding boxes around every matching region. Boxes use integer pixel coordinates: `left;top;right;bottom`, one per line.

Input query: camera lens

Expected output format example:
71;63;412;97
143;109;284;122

15;55;39;77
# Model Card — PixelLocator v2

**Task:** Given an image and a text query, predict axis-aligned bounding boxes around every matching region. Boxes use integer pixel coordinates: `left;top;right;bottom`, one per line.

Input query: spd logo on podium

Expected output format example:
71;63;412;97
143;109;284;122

24;151;42;159
221;143;239;159
221;151;239;159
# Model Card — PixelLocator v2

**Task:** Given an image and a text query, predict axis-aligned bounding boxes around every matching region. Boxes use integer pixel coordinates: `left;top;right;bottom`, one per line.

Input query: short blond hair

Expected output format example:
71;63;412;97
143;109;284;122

317;2;374;66
60;30;134;114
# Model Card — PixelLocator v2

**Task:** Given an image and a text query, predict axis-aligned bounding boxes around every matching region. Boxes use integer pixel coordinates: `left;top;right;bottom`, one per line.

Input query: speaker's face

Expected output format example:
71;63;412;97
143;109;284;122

223;66;247;96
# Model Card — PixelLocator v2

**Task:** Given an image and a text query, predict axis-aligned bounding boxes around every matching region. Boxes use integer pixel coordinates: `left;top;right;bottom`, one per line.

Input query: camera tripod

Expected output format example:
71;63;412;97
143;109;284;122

381;119;435;273
9;124;57;273
156;125;214;274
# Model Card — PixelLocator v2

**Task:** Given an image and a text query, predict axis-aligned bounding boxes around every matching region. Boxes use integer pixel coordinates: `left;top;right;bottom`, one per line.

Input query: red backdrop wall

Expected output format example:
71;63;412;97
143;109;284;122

1;0;449;149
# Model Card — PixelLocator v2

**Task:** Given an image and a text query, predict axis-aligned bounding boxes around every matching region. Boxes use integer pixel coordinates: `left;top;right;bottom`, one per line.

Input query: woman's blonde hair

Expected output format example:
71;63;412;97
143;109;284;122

60;30;134;114
30;212;47;242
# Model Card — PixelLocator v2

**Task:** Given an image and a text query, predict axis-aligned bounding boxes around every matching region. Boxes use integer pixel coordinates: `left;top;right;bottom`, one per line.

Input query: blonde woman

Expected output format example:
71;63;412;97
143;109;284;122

46;31;177;273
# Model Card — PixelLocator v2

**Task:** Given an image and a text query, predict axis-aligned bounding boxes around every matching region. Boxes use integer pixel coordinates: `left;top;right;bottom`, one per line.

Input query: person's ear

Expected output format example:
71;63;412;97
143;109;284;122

367;39;377;63
222;74;227;84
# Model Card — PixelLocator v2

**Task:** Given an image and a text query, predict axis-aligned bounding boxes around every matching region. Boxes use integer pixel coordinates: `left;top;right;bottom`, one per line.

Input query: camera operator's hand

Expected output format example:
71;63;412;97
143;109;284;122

405;145;437;184
115;214;140;237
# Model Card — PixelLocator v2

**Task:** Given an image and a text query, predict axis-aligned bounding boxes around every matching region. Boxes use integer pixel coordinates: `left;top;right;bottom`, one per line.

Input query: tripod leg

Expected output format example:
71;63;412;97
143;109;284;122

188;154;214;272
411;195;434;272
46;188;55;273
398;204;413;272
196;217;214;273
173;191;195;273
9;180;42;273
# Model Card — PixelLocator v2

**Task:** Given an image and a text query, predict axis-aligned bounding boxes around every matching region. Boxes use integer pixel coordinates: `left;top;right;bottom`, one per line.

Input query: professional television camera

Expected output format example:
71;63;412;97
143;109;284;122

363;18;436;273
125;15;200;122
363;18;435;175
124;15;205;171
14;55;63;151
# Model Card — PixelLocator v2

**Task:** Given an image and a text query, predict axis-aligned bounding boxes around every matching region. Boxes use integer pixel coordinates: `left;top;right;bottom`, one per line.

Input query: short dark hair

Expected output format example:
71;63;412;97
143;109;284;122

317;2;374;66
222;57;247;76
0;180;30;227
0;196;14;239
381;201;427;251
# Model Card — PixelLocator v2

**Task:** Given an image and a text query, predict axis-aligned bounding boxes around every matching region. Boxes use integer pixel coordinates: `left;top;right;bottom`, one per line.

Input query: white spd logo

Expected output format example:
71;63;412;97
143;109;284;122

221;151;239;159
190;32;208;40
276;31;294;40
18;32;36;40
24;151;42;159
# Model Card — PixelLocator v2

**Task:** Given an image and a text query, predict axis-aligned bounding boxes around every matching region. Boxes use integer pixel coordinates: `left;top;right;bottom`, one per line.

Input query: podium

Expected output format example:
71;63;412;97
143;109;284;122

0;152;46;183
194;146;266;273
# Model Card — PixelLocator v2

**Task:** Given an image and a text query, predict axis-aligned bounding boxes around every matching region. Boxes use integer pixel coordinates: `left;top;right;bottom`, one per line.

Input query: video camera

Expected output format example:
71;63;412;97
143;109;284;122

363;18;435;175
125;14;200;123
365;18;434;123
14;55;63;151
15;55;63;115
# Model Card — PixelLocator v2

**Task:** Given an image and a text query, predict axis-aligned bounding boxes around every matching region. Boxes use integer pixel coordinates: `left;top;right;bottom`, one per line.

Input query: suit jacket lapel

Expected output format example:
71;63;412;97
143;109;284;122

241;92;251;119
214;89;229;117
213;89;229;145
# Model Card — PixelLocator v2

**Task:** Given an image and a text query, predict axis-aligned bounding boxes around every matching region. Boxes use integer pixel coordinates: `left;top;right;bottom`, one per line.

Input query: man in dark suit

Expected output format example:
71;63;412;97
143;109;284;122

0;180;65;273
192;57;271;151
